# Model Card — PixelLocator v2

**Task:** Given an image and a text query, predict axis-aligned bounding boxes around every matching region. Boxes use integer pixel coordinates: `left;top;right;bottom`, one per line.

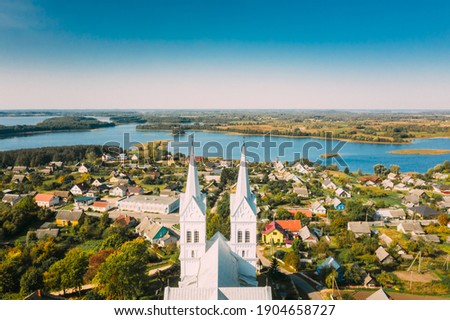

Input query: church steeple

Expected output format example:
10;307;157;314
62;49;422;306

235;143;251;200
185;143;201;200
229;143;257;268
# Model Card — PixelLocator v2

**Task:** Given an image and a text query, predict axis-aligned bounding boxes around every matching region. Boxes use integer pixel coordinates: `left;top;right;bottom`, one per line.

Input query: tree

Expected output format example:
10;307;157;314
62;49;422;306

268;257;282;280
93;239;150;299
44;249;89;294
344;167;350;174
84;249;115;282
291;238;306;253
216;193;230;218
346;200;375;221
437;214;449;226
276;208;292;220
373;164;389;177
206;213;230;239
389;164;400;174
325;269;338;289
20;267;43;296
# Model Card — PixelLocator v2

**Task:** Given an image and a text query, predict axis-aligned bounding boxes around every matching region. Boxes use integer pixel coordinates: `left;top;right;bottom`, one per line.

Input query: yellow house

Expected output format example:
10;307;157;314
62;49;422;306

261;221;286;244
55;210;84;227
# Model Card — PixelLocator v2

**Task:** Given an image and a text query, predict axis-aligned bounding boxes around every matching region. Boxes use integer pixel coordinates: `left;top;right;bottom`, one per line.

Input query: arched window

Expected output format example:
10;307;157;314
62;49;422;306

245;230;250;243
191;250;195;258
242;250;245;257
186;231;192;243
194;231;199;243
237;230;243;243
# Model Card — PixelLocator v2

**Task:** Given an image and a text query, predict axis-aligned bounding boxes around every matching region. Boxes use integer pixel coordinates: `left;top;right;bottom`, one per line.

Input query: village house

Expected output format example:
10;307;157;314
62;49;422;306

364;274;378;288
92;178;106;187
109;185;128;197
28;228;59;240
433;184;450;195
135;217;178;246
34;193;60;208
310;201;327;215
381;179;394;190
298;226;319;244
53;190;71;201
408;205;441;219
287;208;313;218
409;189;429;200
276;220;302;237
70;183;89;196
2;193;22;206
394;183;409;191
127;186;145;195
397;222;424;235
292;162;308;174
387;172;397;180
11;174;28;184
11;166;29;174
322;178;337;190
375;246;394;264
316;257;344;281
331;198;345;210
412;234;441;243
401;175;414;185
114;214;137;228
91;201;112;212
366;288;392;300
102;153;115;161
402;194;419;207
74;196;95;208
78;164;90;173
347;221;371;237
375;208;406;220
293;186;309;198
357;176;381;184
335;187;351;198
261;221;287;245
55;210;84;227
118;195;179;214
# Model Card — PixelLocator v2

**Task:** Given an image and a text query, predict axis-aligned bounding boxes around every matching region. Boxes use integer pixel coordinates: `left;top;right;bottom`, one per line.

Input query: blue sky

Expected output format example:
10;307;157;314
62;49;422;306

1;0;449;109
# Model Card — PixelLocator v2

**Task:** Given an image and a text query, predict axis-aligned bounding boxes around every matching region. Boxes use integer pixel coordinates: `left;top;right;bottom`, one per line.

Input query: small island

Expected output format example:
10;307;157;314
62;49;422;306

320;153;340;159
389;149;450;155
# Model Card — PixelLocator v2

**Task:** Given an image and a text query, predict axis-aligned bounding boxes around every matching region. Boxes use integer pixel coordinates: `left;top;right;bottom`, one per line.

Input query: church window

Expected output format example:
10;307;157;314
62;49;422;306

245;230;250;243
242;250;245;257
194;231;199;243
237;230;243;243
191;250;195;258
186;231;192;243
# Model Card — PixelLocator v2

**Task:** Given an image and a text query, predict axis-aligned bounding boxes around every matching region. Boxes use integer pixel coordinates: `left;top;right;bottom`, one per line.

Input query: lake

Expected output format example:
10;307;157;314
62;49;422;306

0;116;449;173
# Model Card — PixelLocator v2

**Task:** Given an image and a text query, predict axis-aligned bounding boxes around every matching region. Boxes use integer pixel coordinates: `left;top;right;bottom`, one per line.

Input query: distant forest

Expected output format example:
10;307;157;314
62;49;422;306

0;145;104;167
0;116;114;137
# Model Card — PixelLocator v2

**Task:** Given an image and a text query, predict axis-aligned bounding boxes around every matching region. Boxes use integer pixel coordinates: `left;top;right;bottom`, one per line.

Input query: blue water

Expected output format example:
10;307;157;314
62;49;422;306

0;117;449;173
0;116;53;126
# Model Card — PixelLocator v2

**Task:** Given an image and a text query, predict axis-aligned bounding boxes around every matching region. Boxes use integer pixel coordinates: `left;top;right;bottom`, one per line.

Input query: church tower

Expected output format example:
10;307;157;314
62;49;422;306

229;143;258;267
179;144;206;287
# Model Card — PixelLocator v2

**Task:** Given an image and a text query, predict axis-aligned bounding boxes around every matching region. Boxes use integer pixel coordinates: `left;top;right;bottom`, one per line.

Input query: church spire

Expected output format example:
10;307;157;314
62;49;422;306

235;143;251;200
185;142;201;200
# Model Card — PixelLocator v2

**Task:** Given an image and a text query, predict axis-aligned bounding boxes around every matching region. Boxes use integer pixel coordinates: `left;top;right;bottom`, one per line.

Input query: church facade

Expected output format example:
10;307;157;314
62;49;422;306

164;144;272;300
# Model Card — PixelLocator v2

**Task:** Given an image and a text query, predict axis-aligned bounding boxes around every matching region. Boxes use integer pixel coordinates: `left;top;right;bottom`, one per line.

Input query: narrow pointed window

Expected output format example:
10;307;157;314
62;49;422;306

245;230;250;243
194;231;199;243
237;230;243;243
186;231;192;243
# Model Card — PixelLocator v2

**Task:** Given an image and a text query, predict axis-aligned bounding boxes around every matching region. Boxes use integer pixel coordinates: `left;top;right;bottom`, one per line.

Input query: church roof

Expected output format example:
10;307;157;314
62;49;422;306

164;286;272;300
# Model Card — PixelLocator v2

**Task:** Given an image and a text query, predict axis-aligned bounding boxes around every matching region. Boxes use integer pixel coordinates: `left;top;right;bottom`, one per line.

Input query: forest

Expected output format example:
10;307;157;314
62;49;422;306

0;116;114;137
0;145;104;167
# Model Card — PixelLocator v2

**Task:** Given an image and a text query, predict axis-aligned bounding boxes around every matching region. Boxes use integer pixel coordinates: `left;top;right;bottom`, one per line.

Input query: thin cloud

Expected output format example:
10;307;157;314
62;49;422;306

0;0;44;30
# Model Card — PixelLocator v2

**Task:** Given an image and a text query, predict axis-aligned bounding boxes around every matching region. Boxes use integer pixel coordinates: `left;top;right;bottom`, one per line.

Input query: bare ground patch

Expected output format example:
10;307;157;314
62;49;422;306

394;271;439;283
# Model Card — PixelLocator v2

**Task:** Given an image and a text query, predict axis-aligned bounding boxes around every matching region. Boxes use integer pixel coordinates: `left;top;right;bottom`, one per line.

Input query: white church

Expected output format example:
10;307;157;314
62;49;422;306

164;144;272;300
